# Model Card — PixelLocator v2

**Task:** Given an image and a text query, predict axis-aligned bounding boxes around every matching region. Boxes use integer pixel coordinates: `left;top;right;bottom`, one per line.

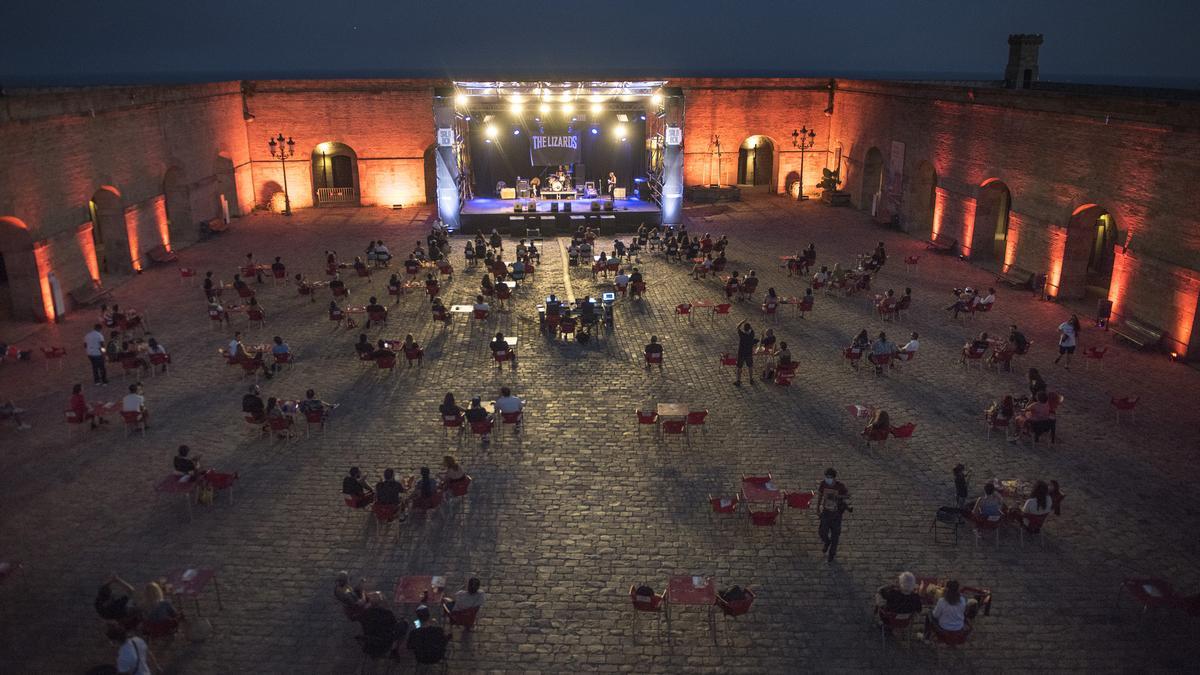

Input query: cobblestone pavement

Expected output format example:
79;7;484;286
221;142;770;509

2;196;1200;674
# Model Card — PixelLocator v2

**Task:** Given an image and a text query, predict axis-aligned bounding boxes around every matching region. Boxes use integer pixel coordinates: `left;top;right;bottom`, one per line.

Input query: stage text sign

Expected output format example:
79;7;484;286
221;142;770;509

529;134;580;166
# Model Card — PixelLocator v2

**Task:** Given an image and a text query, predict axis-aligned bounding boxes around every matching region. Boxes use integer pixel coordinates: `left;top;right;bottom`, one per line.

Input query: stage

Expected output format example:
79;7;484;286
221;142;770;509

458;196;660;235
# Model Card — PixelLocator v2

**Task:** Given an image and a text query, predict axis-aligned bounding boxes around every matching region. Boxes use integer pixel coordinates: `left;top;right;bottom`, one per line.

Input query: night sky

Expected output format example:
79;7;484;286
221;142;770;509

2;0;1197;88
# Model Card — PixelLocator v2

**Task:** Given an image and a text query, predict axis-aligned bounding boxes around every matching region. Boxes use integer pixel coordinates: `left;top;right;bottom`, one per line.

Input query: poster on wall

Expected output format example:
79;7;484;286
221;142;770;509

529;134;581;166
886;141;905;215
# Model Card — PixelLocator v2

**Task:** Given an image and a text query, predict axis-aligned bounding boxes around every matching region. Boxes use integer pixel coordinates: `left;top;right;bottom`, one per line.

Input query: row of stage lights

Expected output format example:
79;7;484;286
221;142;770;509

484;122;630;142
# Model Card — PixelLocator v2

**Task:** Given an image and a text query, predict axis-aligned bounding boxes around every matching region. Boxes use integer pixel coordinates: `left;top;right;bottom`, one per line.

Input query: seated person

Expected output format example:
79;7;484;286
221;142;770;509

407;606;449;665
95;575;139;624
354;333;374;358
813;266;831;285
494;386;523;429
545;294;562;316
490;332;515;367
515;240;528;259
629;269;644;285
869;332;897;372
439;393;464;422
402;335;423;364
430;296;449;322
208;297;230;324
929;580;969;635
644;336;664;361
404;255;421;276
558;312;578;338
464;397;493;444
242;385;266;422
1021;480;1054;524
173;444;201;479
876;571;923;617
961;333;990;363
232;274;248;292
328;275;347;295
146;337;170;373
527;240;539;259
342;467;374;507
361;595;408;659
850;329;870;353
776;342;794;368
473;295;490;315
375;468;409;514
122;383;148;426
510;259;526;280
143;581;183;628
440;455;467;485
896;287;913;311
724;272;740;299
986;395;1017;441
299;389;335;422
265;397;292;433
68;383;99;430
578;298;598;326
444;577;485;614
946;287;976;317
898;332;919;358
972;482;1005;520
862;409;890;439
365;296;387;327
1019;391;1056;442
716;584;748;606
759;329;778;354
270;336;290;369
372;340;397;361
334;571;369;611
976;287;996;308
116;341;149;375
410;466;439;508
352;257;369;274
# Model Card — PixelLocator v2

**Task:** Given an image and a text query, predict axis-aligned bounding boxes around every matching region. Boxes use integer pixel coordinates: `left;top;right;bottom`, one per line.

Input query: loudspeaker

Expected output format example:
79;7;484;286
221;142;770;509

551;202;559;212
603;200;614;211
513;203;522;213
590;201;601;211
564;202;572;212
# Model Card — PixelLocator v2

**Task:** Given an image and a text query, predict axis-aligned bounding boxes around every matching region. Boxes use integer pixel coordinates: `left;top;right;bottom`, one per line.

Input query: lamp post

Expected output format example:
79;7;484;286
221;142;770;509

791;126;817;200
268;133;296;216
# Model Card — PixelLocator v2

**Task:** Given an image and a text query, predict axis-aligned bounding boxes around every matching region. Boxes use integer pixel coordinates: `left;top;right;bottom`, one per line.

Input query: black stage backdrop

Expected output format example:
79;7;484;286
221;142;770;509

469;117;646;197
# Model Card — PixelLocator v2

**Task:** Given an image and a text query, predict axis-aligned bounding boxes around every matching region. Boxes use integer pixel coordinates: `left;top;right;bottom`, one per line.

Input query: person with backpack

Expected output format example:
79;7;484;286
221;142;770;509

816;468;851;562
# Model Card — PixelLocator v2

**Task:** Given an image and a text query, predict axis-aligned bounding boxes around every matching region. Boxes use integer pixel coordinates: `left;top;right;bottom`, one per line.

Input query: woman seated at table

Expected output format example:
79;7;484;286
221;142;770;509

402;335;423;365
352;333;373;360
68;383;100;430
328;275;347;298
410;467;439;509
862;409;890;440
850;329;870;353
1028;368;1048;399
986;395;1017;442
972;482;1005;520
430;297;449;324
876;571;923;617
776;342;794;369
812;266;830;286
762;288;780;313
343;467;375;508
372;340;397;362
265;396;293;432
960;332;990;364
1020;480;1054;525
439;393;464;424
479;273;494;297
146;337;170;373
143;581;184;630
207;297;231;324
927;580;969;637
1018;391;1056;443
464;397;493;444
690;255;709;280
976;287;997;310
724;271;740;299
759;328;778;355
169;441;199;474
876;289;897;316
946;287;976;318
116;341;150;376
440;455;467;487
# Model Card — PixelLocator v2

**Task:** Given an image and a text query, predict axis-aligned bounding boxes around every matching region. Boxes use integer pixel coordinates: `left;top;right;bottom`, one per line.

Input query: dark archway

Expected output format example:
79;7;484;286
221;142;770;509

423;144;438;205
311;142;360;206
737;136;775;189
89;186;130;274
861;147;884;213
1061;204;1120;300
163;167;192;249
972;179;1011;261
215;153;239;220
906;161;937;236
0;216;46;322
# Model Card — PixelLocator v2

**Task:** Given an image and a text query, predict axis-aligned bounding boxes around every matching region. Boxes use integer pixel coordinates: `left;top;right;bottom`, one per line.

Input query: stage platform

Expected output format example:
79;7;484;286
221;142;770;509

459;197;660;235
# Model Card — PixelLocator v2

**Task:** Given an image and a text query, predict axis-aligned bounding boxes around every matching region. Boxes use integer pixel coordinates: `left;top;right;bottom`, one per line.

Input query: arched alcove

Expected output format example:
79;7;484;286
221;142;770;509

215;153;239;219
1062;204;1120;300
163;167;192;248
861;147;884;213
906;161;937;236
89;185;130;274
311;142;360;206
972;179;1011;261
737;136;776;190
0;216;45;321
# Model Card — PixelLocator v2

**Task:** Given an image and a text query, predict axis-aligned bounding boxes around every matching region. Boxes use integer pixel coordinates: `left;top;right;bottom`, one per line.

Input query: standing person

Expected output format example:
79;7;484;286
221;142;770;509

1054;314;1081;368
107;623;158;675
85;323;109;385
733;321;758;386
953;464;970;511
816;468;850;563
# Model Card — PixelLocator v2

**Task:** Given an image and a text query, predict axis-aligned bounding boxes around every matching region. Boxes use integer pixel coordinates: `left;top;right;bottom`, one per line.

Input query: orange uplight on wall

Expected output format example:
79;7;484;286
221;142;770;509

1045;230;1067;298
931;189;945;238
153;197;171;251
959;198;977;257
32;241;56;321
1107;248;1132;317
124;210;142;272
77;223;101;283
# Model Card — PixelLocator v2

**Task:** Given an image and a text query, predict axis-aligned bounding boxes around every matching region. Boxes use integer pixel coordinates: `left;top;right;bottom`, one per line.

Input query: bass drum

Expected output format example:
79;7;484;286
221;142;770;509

548;177;564;192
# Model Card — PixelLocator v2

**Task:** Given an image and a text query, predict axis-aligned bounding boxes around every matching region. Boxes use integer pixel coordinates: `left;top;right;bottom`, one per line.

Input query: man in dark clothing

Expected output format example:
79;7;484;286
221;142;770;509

406;606;449;665
734;321;758;386
343;467;374;508
1009;325;1030;354
816;467;851;562
359;598;407;658
173;445;200;478
242;385;266;422
375;468;408;506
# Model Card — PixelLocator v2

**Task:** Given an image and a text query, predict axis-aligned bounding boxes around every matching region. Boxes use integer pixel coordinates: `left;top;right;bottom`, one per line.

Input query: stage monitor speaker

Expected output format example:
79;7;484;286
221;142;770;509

564;202;572;212
603;200;615;211
591;201;601;212
551;202;559;212
513;203;522;213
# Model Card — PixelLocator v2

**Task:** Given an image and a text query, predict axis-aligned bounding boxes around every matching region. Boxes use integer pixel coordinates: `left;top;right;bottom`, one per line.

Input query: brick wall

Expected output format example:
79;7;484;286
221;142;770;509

243;80;436;210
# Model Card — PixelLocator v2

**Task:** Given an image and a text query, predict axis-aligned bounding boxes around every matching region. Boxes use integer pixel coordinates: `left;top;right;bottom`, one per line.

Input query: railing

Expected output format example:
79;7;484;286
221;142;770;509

316;188;358;206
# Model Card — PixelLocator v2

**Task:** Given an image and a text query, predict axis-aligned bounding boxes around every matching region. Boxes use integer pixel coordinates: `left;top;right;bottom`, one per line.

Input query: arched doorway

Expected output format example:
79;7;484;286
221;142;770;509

163;167;192;249
0;217;45;322
972;179;1011;261
312;142;360;206
423;144;438;205
861;147;884;213
1062;204;1119;300
89;186;130;274
737;136;775;190
906;161;937;236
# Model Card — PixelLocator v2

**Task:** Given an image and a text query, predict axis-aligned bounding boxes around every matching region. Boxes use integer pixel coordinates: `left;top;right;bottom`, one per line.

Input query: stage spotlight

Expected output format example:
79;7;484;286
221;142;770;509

510;102;523;115
640;115;646;121
485;125;498;139
560;93;571;103
590;103;603;116
614;123;628;138
464;115;472;121
562;103;575;115
513;128;521;135
539;102;550;115
651;93;663;105
590;127;599;135
510;94;524;103
455;93;468;106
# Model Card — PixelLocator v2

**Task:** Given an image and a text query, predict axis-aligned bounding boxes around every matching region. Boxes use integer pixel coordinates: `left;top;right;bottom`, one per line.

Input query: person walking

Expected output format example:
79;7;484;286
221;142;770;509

1054;314;1081;368
816;468;851;563
84;323;108;385
734;321;758;386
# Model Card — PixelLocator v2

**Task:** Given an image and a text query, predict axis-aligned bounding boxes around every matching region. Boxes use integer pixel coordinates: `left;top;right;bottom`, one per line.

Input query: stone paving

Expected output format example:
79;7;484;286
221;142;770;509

2;195;1200;673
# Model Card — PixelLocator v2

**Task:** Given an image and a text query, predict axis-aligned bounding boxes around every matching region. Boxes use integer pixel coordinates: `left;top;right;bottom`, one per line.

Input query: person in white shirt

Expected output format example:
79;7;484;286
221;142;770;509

929;580;969;635
84;323;109;385
473;295;490;314
899;331;920;360
494;386;523;432
1020;480;1054;525
1054;314;1081;368
444;577;486;613
108;623;158;675
122;383;148;426
976;287;996;308
615;270;630;290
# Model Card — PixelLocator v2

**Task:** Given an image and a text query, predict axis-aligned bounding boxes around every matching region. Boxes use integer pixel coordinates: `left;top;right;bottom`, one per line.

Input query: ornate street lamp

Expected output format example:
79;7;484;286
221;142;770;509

791;127;817;200
268;133;297;215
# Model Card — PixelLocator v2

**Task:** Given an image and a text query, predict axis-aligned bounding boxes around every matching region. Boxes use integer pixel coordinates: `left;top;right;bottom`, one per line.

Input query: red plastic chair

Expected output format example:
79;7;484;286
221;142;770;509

120;411;145;436
1083;346;1108;368
709;493;740;515
985;414;1011;438
889;422;917;443
410;490;443;512
748;505;781;526
329;309;344;325
674;303;692;322
969;513;1004;549
717;588;756;618
442;414;464;438
558;321;577;341
645;352;663;369
304;409;326;436
1111;395;1138;423
437;262;454;279
470;419;493;443
445;605;480;630
493;349;513;368
774;362;799;386
661;419;688;446
712;303;732;320
1018;512;1050;548
149;353;171;373
246;307;266;326
267;416;294;440
1120;578;1180;617
720;352;738;367
630;281;646;298
863;426;890;448
332;285;349;299
178;267;197;284
426;281;441;299
783;490;814;511
635;410;658;438
929;621;972;647
473;308;490;322
445;474;472;498
500;410;522;435
39;346;67;371
367;310;388;327
140;618;181;641
272;266;287;281
375;355;396;373
904;255;920;272
371;502;400;529
403;346;423;366
877;609;916;646
843;347;863;370
685;409;708;434
629;584;665;630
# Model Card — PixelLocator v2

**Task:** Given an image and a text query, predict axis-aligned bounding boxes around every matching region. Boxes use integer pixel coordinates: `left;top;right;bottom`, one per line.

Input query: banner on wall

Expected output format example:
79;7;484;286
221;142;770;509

529;134;580;166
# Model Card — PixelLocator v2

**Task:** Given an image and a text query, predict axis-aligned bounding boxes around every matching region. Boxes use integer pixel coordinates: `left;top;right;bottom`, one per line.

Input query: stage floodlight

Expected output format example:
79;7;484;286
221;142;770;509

455;93;468;106
513;128;521;135
651;93;663;105
590;127;599;135
485;125;498;138
563;103;575;115
510;102;523;115
560;93;571;103
590;103;603;116
539;102;551;115
614;123;628;138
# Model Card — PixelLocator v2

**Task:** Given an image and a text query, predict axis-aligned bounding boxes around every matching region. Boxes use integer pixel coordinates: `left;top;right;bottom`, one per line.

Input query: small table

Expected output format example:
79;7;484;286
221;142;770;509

656;403;689;421
343;306;367;314
394;575;447;606
449;305;475;314
741;476;782;503
162;567;222;615
667;575;716;619
91;401;120;420
155;474;198;521
847;404;875;419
